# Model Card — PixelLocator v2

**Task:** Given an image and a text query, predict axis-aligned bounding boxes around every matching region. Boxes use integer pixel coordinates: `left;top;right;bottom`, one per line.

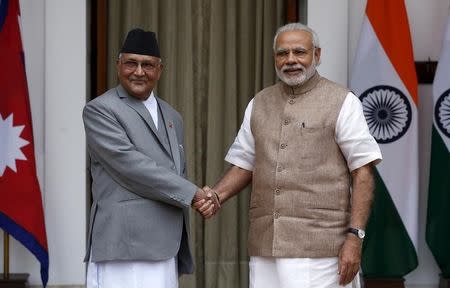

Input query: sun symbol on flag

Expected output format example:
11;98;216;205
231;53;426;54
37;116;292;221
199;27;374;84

0;114;29;176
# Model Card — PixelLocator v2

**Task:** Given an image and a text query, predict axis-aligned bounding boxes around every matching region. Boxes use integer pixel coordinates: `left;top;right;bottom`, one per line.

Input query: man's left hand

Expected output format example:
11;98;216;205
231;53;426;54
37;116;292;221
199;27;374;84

338;235;362;286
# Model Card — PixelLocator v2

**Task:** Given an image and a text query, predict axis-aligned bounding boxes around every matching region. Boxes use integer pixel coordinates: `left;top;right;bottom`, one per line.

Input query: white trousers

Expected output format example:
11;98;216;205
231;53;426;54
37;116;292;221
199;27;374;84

86;257;178;288
249;256;360;288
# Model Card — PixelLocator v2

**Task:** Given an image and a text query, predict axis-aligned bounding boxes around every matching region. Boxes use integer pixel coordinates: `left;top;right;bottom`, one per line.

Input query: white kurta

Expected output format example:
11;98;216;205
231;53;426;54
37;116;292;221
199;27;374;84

86;91;179;288
86;257;178;288
226;92;382;288
250;257;360;288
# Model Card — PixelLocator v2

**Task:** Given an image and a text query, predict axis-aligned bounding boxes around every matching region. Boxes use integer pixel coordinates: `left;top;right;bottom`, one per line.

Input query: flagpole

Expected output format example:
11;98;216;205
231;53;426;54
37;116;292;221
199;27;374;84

3;230;9;279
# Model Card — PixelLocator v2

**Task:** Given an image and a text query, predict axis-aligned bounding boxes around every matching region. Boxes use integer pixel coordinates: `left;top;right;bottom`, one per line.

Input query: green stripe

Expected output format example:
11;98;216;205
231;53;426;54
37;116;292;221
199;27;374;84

426;127;450;277
362;169;418;277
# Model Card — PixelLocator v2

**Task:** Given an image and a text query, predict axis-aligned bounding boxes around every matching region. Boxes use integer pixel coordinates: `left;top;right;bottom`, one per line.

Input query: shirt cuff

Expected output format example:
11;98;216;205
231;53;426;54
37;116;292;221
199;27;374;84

348;153;382;172
225;154;254;171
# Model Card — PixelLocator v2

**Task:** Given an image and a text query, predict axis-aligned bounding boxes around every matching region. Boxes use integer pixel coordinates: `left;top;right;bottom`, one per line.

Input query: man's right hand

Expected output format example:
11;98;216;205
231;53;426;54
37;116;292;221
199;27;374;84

191;186;220;219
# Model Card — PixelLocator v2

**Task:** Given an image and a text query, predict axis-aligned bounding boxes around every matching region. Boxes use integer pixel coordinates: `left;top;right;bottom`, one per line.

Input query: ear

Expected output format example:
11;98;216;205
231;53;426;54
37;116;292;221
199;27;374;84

314;47;321;63
116;59;121;72
155;63;164;80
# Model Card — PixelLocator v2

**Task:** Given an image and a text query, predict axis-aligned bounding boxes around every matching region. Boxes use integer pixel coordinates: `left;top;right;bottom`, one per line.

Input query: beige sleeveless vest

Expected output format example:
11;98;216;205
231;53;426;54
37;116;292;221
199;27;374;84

249;72;351;258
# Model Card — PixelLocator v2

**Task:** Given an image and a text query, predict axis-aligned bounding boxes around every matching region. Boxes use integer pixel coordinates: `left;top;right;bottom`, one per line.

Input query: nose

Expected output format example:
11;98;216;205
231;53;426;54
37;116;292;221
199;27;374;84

133;64;145;76
286;51;297;64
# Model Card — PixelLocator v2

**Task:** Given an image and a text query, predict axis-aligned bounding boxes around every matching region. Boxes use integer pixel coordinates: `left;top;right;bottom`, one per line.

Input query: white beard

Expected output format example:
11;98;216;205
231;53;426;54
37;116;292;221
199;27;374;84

276;57;317;87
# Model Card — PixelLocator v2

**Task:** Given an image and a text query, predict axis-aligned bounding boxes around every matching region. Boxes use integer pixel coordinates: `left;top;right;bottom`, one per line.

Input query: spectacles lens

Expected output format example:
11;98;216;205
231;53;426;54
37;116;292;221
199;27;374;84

123;60;159;72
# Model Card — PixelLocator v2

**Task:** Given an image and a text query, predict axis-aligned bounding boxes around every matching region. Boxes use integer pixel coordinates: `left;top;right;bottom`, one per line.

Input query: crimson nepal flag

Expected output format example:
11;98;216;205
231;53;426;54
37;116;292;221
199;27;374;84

0;0;48;286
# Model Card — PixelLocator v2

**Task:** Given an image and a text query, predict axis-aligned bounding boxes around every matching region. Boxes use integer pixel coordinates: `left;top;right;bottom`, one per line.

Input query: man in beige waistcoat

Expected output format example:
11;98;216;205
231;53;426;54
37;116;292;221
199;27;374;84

194;23;381;288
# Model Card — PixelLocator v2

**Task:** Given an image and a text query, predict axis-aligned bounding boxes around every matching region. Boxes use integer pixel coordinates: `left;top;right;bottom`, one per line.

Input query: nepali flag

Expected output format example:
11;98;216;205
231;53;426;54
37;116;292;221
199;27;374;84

0;0;49;286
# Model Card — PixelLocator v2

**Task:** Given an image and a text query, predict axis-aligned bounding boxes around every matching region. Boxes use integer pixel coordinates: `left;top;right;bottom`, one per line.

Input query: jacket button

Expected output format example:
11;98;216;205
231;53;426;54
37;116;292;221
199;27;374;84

171;165;176;170
289;99;295;104
274;211;280;219
280;143;287;149
284;119;290;125
277;165;283;172
275;188;281;195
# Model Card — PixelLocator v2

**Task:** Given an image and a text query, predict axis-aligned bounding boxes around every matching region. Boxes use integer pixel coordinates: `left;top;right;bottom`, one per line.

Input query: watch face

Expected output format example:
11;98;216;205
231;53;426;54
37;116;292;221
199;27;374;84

358;230;365;239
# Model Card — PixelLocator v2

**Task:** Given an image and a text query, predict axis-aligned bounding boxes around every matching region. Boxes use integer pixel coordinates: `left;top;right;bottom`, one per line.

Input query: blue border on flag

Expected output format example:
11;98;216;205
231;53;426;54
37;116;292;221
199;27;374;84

0;212;49;287
0;0;9;31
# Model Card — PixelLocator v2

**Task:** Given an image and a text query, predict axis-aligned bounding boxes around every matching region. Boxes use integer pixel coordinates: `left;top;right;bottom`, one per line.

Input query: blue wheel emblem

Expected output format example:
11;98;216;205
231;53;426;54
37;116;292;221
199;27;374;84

359;85;412;144
435;88;450;139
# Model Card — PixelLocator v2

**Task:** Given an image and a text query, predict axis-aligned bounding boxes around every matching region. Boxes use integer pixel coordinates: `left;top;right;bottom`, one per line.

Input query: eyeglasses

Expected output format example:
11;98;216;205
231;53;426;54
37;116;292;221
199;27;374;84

275;47;314;60
121;60;161;72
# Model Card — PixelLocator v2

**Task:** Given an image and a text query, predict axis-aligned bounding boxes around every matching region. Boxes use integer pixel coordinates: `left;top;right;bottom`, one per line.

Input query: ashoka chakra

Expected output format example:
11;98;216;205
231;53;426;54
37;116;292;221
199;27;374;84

359;85;412;144
435;89;450;138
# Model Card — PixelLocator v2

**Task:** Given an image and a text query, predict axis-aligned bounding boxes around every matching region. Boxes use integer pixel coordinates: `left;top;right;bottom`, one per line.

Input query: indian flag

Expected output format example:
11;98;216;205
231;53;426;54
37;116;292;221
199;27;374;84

426;9;450;277
350;0;418;277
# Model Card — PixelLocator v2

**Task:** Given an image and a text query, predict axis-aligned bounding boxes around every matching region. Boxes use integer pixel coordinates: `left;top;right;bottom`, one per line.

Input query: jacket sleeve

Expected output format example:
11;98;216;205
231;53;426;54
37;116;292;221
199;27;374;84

83;101;197;208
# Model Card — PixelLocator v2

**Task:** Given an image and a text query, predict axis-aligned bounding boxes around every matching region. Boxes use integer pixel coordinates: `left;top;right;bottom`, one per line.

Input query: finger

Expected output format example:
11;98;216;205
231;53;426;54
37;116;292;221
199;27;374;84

211;204;220;215
198;201;212;213
203;210;215;219
347;265;359;285
201;204;215;218
338;262;348;286
205;204;219;219
342;264;357;286
197;201;211;213
192;199;205;209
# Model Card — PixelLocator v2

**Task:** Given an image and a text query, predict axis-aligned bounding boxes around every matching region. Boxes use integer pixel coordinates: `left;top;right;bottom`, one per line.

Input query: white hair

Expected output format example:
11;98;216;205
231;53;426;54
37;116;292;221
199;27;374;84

117;53;162;63
273;23;320;51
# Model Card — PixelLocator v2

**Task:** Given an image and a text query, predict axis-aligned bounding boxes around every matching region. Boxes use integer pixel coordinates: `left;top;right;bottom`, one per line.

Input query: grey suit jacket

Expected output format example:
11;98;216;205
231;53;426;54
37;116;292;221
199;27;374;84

82;85;197;274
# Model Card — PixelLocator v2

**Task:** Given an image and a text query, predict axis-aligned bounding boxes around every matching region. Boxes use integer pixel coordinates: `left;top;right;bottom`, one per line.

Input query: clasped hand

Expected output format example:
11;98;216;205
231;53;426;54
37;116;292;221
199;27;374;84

191;186;220;219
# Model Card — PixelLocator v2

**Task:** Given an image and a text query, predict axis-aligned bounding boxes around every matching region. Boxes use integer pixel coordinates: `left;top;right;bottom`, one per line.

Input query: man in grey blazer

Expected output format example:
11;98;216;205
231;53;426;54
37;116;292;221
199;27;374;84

83;28;218;288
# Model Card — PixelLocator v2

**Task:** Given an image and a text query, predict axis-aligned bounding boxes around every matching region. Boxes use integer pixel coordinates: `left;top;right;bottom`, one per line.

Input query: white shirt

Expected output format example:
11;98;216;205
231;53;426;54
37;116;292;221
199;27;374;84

225;92;382;171
142;91;158;129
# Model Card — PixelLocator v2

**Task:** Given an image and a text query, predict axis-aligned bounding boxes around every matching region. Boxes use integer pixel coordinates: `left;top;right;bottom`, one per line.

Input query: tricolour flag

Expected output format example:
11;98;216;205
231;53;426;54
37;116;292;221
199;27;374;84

350;0;418;277
0;0;48;286
426;9;450;277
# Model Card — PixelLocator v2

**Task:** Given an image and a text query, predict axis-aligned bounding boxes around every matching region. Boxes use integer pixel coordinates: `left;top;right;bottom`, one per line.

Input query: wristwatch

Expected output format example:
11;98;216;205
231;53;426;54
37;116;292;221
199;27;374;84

347;227;365;240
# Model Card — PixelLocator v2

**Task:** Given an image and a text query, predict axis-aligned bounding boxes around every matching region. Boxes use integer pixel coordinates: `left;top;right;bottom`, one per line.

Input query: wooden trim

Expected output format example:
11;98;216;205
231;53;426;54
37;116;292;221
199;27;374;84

96;0;107;96
415;60;438;84
90;0;108;99
286;0;298;23
364;278;405;288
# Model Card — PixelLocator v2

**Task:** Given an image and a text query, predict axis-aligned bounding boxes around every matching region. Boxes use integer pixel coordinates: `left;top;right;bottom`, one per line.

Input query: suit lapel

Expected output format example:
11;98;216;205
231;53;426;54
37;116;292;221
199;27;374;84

116;86;171;156
158;99;181;174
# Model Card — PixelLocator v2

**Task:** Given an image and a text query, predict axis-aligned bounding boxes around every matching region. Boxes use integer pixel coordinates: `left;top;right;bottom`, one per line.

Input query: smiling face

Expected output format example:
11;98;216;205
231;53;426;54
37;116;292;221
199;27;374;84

116;53;163;100
274;30;321;87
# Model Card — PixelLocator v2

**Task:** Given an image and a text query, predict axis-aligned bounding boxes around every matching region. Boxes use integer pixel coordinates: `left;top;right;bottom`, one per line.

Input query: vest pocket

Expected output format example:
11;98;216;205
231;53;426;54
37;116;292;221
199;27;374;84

295;125;335;169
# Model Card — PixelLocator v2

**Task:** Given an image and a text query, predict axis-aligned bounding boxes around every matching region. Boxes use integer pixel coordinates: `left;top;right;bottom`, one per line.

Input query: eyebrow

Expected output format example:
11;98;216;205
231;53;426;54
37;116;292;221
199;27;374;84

276;46;310;52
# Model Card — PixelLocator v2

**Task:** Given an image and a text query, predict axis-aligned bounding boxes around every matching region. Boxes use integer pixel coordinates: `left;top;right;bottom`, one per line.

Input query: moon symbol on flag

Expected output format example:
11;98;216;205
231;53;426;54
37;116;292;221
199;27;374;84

359;85;412;144
435;89;450;138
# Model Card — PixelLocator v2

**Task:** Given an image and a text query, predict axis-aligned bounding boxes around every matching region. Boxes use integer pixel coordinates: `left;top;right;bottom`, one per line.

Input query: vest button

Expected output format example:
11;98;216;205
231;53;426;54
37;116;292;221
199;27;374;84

274;211;280;219
284;119;290;125
280;143;287;149
275;188;281;195
288;99;295;104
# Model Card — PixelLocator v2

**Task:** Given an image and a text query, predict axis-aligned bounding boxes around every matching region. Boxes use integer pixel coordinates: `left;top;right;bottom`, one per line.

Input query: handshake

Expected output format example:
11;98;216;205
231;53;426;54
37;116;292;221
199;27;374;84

191;186;221;219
